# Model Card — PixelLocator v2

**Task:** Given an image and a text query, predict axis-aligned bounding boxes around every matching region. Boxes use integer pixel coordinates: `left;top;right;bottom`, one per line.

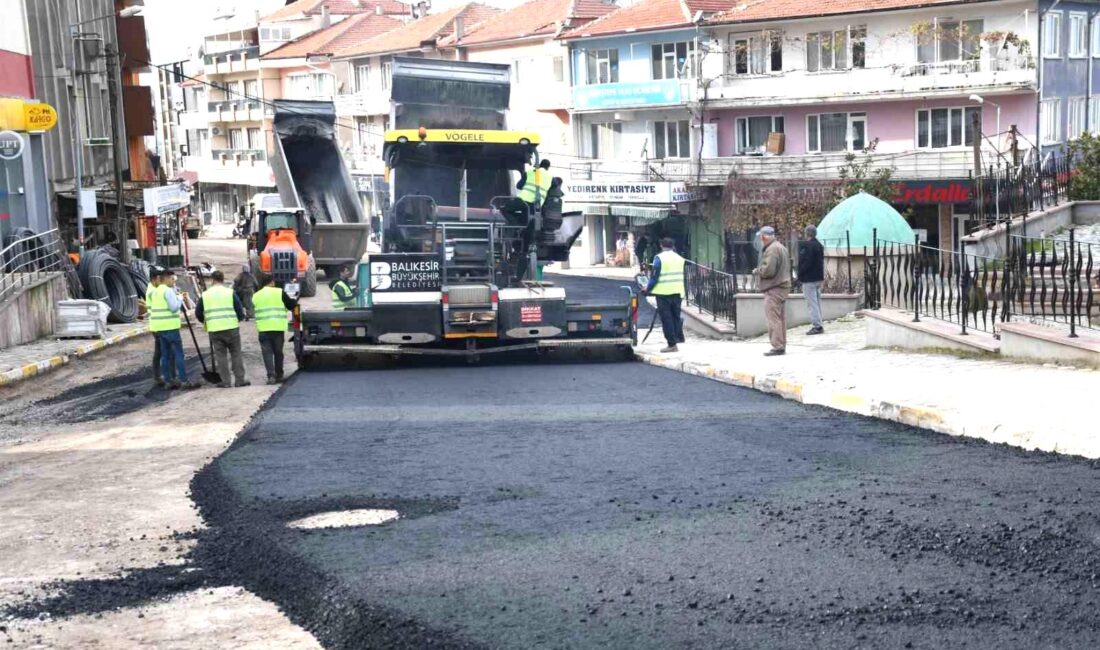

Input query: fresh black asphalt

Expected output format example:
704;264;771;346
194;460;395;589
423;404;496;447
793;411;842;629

7;276;1100;650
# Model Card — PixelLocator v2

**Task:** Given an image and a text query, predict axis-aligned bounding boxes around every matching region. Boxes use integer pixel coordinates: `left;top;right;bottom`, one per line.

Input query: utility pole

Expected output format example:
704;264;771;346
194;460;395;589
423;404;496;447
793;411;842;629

971;111;983;226
70;29;86;254
105;43;130;263
1009;124;1020;168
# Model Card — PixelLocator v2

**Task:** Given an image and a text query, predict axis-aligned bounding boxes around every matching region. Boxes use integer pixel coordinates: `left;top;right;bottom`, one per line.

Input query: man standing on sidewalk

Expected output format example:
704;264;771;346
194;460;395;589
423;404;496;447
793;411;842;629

253;273;297;384
798;224;825;335
755;226;791;356
645;237;686;354
196;270;250;388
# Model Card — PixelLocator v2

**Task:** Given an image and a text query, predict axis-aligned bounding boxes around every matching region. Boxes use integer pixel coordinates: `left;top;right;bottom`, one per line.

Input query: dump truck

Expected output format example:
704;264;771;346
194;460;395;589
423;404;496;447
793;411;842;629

292;58;636;364
268;100;372;283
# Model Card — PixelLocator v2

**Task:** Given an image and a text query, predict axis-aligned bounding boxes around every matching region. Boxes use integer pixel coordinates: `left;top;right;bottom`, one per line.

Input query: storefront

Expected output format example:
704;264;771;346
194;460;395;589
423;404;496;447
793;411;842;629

0;99;56;239
890;179;973;251
562;180;704;268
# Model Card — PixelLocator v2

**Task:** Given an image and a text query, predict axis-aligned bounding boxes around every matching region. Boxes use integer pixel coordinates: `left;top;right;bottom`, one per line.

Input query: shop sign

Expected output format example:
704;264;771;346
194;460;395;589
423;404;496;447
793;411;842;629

565;181;701;204
369;254;441;292
23;103;58;132
0;130;24;160
892;180;971;204
142;185;190;216
573;79;682;111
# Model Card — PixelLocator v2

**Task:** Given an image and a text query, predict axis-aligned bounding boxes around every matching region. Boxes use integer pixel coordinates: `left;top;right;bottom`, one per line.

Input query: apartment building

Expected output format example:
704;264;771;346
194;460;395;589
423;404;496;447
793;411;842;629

561;0;1100;267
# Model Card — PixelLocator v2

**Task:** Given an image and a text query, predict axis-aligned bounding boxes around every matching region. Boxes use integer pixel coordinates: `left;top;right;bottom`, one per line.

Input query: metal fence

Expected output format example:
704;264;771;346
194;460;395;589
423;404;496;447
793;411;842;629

684;260;742;323
1007;230;1097;335
0;229;71;305
865;229;1098;336
970;154;1073;229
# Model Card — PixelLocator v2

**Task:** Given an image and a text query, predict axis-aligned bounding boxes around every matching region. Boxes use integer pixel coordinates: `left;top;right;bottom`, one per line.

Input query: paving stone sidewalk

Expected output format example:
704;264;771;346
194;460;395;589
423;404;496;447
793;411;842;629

636;315;1100;459
0;322;149;386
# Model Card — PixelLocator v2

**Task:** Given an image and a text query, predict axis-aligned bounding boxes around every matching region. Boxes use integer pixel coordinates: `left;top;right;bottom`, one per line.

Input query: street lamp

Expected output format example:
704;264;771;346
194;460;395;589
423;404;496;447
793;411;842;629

69;5;143;254
970;94;1003;222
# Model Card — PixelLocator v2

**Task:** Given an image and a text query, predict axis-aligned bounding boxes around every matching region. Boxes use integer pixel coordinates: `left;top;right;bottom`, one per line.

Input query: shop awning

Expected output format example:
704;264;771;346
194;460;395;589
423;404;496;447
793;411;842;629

565;203;673;223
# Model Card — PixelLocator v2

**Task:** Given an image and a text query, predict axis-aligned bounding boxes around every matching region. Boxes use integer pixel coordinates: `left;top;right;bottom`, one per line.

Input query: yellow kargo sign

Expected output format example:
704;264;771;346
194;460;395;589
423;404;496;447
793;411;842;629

0;99;58;132
385;129;541;146
24;103;58;132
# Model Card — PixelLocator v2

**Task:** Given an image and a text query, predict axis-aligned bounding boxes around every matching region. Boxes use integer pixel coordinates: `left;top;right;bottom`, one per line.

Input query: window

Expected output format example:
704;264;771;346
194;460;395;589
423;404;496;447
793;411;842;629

1093;17;1100;57
806;112;866;152
512;59;523;84
198;129;210;156
357;120;370;152
381;61;392;90
260;26;292;42
355;63;370;92
1067;97;1086;139
589;122;622;158
806;25;866;72
729;32;781;75
553;56;564;83
916;107;981;148
1069;13;1088;57
916;19;983;64
247;127;262;149
229;128;245;149
1041;98;1062;143
1043;12;1062;57
653;120;691;158
651;42;697;79
586;48;619;84
735;116;784;153
189;87;205;111
1091;97;1100;133
226;80;243;103
243;79;258;102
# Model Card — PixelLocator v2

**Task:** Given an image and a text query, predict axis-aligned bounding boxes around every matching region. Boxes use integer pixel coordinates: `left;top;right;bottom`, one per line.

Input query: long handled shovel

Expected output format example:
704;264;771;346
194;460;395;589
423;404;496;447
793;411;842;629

182;308;222;385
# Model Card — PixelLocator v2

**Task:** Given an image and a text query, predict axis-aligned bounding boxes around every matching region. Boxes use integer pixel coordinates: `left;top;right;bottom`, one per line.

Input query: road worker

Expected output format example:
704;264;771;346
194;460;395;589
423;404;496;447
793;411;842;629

196;270;250;388
517;159;552;213
645;237;686;354
330;264;356;311
253;272;297;384
151;270;199;389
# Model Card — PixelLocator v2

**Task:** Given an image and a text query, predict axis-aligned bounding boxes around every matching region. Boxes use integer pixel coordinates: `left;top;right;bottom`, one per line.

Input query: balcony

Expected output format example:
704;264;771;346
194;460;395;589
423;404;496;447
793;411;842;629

212;148;266;163
708;55;1035;108
203;46;260;76
569;148;1021;187
334;92;390;117
186;151;274;187
206;100;267;123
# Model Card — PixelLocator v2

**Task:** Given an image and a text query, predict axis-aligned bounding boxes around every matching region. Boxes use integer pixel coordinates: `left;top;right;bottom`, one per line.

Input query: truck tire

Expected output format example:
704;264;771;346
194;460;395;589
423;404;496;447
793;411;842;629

293;333;314;370
187;229;200;240
300;257;318;297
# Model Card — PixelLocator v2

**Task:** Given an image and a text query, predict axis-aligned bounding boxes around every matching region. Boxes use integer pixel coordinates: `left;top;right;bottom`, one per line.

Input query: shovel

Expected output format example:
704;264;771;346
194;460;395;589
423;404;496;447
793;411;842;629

182;308;223;385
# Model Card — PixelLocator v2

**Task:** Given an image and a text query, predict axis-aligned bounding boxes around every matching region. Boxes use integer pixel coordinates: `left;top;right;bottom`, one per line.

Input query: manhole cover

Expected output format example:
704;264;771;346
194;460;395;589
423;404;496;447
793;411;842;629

288;508;400;530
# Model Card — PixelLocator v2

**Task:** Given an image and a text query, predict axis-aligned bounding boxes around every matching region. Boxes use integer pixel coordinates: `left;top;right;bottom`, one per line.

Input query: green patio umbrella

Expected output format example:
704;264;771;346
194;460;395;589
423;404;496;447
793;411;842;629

817;191;915;248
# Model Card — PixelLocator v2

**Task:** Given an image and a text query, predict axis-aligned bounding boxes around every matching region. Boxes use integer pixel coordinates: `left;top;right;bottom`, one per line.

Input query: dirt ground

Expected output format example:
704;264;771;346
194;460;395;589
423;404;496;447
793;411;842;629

0;234;317;648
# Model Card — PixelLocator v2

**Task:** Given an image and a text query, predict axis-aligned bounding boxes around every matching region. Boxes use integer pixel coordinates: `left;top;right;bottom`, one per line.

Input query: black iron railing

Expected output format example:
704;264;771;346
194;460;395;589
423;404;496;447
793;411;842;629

684;260;741;323
1007;230;1098;335
970;154;1073;229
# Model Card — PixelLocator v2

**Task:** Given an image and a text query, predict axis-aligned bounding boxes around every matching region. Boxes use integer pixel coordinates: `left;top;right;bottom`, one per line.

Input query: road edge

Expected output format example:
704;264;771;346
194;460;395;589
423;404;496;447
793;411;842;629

0;326;150;388
634;350;1095;459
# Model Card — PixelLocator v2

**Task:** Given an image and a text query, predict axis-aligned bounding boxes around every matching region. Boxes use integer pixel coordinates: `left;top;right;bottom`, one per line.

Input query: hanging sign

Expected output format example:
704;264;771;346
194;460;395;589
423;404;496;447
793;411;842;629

23;103;58;132
0;130;23;160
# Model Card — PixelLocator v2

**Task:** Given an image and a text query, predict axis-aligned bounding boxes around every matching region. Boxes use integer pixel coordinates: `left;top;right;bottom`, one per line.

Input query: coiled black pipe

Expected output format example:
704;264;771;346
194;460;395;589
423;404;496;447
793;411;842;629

128;259;150;297
77;250;139;323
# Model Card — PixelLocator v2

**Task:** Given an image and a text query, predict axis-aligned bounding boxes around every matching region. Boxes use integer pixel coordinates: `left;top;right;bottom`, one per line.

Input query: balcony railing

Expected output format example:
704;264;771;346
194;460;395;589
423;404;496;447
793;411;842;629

203;46;260;74
569;149;1024;186
206;100;267;122
211;148;266;163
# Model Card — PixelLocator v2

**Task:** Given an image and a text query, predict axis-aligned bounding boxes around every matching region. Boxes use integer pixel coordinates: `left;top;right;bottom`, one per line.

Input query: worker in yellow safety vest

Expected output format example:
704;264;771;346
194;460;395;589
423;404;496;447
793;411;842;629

330;264;356;310
517;159;552;212
196;270;250;388
253;272;298;384
143;266;165;387
149;269;199;389
643;237;686;354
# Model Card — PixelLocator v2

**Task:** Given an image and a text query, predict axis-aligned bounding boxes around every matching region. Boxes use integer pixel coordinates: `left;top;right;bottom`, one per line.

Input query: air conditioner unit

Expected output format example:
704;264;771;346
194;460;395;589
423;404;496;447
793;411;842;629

211;126;223;136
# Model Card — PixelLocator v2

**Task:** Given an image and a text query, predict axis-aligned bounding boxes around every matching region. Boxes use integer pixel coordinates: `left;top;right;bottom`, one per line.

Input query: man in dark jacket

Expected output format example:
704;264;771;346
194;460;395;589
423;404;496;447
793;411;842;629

798;224;826;335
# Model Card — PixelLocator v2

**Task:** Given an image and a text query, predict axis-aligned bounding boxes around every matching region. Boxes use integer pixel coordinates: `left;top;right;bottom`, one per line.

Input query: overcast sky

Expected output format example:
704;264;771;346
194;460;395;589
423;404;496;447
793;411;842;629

141;0;536;64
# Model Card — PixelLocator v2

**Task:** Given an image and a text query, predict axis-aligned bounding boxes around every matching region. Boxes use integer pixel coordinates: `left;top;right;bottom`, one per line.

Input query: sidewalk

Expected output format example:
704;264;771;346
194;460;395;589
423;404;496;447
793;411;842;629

637;315;1100;458
0;321;149;387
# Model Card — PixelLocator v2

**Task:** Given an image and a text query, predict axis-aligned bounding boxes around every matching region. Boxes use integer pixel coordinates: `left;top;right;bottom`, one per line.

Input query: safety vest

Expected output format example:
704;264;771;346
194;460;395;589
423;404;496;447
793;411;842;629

518;168;551;206
331;280;354;310
201;284;239;332
650;251;685;296
148;285;181;332
253;286;289;332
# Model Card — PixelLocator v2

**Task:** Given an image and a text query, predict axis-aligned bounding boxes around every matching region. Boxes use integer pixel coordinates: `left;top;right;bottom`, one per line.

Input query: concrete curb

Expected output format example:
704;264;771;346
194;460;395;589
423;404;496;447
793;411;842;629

0;325;150;388
634;350;1093;458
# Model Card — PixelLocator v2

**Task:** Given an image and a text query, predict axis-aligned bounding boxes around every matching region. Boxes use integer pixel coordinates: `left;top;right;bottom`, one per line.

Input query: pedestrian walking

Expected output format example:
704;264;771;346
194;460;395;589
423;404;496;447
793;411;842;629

330;264;357;310
143;266;165;387
634;234;649;270
754;226;791;356
233;263;258;320
151;271;199;389
253;273;297;384
645;237;686;354
196;270;250;388
798;224;826;335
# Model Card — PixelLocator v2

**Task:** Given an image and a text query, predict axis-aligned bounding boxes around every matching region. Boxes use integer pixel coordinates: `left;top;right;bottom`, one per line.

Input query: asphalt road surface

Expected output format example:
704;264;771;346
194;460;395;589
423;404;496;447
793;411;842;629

190;355;1100;650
